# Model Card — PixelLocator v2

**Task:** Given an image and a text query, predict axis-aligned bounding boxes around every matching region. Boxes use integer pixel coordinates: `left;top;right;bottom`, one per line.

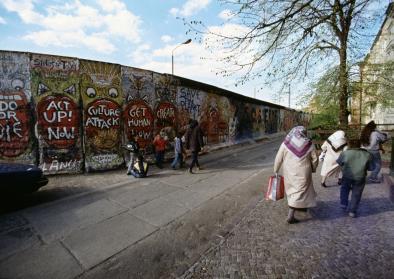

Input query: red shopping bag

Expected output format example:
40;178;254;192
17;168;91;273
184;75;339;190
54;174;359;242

265;174;285;201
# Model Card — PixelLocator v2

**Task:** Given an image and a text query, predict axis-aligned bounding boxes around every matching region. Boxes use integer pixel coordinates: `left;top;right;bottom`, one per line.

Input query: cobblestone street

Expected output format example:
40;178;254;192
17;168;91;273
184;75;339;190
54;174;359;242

182;172;394;279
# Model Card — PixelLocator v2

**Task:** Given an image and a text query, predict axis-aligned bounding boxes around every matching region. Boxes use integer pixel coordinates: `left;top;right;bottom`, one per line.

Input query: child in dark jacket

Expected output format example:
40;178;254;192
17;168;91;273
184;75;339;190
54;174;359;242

336;139;374;218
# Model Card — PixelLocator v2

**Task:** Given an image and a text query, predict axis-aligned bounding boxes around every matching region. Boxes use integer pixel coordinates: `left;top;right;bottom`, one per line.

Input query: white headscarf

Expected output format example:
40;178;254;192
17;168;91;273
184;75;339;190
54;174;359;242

327;130;347;151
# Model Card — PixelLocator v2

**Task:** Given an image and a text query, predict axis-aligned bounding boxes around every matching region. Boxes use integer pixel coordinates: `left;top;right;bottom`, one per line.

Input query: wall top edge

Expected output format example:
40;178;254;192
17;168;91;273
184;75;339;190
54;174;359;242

0;49;303;113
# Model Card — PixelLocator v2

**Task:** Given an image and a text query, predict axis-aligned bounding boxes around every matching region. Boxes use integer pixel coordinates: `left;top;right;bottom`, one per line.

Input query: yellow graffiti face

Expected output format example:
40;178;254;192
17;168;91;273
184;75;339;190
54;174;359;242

32;71;79;102
81;73;121;101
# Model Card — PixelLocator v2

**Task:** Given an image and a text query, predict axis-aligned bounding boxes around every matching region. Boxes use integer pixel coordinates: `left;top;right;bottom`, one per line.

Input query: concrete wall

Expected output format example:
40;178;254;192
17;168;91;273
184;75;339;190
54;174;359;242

0;50;310;174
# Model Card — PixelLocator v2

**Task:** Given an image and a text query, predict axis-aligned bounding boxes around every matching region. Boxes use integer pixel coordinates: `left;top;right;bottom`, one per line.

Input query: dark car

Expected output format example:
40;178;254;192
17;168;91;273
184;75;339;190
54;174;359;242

0;163;48;195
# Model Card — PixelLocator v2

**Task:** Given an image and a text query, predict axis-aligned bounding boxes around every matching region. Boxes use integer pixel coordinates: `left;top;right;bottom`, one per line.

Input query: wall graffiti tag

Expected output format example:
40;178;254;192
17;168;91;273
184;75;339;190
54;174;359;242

31;54;82;174
37;95;79;148
81;60;123;171
85;99;121;149
0;91;30;157
121;67;154;104
154;73;177;103
155;101;177;139
177;87;202;119
124;99;154;149
200;94;229;144
1;50;310;174
0;52;35;164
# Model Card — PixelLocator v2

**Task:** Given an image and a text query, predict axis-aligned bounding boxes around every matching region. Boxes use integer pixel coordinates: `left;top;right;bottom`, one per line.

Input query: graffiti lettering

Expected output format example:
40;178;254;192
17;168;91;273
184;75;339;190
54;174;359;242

127;118;151;127
87;105;120;117
43;110;72;123
0;100;18;111
129;106;147;118
124;100;154;149
0;110;18;121
178;88;201;116
0;122;22;141
134;130;151;140
41;159;79;172
32;58;77;71
86;117;119;128
37;95;80;148
46;100;71;111
48;127;75;140
92;154;118;164
156;107;175;118
0;91;30;157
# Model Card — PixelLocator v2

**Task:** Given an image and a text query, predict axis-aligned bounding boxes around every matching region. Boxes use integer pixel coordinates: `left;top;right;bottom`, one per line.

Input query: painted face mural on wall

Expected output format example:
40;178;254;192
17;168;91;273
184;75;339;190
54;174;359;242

264;107;279;134
154;73;178;141
200;94;230;144
80;61;123;171
252;105;264;137
122;67;154;149
154;73;177;103
232;101;253;140
31;54;82;174
155;101;177;140
0;52;35;163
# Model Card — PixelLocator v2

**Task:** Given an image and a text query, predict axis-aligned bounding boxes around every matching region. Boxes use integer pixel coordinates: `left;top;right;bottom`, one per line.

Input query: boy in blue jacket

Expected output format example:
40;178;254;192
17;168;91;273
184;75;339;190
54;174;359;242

171;132;185;169
336;138;374;218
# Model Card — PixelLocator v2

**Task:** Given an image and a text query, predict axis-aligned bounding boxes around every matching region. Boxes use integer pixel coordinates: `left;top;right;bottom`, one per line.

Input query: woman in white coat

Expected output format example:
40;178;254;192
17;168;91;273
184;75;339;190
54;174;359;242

274;126;319;224
319;130;347;187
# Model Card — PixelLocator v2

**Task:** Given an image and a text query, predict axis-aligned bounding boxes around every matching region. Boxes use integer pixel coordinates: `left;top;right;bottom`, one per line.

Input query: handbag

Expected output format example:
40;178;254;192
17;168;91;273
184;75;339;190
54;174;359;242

265;174;285;201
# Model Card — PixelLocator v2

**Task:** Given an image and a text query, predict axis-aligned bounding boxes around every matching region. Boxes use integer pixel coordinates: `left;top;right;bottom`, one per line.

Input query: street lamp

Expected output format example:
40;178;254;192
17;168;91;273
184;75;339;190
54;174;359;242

172;39;192;75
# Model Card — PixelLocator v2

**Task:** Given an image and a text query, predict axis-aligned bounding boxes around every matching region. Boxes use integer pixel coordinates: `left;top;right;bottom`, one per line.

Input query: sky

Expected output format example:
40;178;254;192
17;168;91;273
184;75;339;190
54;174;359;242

0;0;390;108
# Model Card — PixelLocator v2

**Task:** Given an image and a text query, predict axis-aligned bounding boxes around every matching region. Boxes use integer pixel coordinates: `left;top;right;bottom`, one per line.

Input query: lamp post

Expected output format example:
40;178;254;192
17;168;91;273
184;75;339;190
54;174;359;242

172;39;192;75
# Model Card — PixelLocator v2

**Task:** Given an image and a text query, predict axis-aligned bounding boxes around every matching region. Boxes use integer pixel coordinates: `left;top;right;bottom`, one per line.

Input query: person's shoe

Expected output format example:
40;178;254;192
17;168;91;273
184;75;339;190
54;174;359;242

127;172;131;175
321;182;327;188
197;166;203;171
172;166;176;170
340;204;347;210
348;212;356;218
338;178;342;185
286;217;299;224
188;168;193;174
368;178;380;184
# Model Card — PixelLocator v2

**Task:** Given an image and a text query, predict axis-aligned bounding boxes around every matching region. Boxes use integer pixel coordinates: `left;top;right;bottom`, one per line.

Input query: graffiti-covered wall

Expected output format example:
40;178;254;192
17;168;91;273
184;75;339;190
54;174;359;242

31;54;82;174
0;50;309;174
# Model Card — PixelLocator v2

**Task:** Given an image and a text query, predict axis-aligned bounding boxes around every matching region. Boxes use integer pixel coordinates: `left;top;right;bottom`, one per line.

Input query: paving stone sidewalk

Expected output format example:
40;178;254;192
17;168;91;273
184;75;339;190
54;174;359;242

182;170;394;279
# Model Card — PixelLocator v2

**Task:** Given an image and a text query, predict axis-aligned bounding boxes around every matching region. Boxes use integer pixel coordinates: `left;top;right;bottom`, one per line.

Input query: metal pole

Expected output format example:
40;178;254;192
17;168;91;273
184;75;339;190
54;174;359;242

172;53;174;75
171;39;192;76
390;137;394;176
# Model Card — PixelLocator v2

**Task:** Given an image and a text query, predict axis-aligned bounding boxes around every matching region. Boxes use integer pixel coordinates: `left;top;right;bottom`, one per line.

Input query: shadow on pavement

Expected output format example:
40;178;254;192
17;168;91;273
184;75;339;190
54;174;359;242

312;197;394;220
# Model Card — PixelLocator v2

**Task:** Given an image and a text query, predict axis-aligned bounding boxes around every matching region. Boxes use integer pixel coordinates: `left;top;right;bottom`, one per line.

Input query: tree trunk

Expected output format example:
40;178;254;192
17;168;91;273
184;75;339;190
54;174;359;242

338;44;349;129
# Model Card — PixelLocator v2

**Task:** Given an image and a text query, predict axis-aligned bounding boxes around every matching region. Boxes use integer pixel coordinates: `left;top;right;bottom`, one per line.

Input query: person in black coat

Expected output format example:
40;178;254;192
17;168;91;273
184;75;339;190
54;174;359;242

185;120;204;173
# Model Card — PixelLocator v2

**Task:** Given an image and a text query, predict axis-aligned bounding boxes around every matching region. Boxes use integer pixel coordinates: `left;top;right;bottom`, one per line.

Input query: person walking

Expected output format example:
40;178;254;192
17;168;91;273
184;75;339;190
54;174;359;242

171;131;185;169
360;120;391;183
185;119;204;174
153;132;167;169
274;126;319;224
336;138;374;218
319;130;347;187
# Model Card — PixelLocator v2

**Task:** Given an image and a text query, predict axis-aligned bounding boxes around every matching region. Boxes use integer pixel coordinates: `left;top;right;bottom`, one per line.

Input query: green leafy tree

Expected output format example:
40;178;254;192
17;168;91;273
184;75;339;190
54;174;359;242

302;66;340;128
186;0;387;128
362;61;394;110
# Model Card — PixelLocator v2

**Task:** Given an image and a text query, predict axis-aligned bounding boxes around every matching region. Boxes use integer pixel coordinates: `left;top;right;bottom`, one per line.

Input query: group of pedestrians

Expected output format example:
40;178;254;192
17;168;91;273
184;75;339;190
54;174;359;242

274;121;390;223
126;119;205;177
